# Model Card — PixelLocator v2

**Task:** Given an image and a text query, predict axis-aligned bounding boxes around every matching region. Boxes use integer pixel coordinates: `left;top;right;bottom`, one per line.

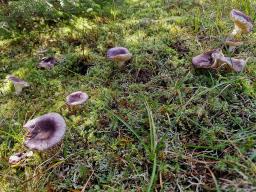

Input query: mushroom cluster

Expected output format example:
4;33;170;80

193;9;253;72
7;8;253;167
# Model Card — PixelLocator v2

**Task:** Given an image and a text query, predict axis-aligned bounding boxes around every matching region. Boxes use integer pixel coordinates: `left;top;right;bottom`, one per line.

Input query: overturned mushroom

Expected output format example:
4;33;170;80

24;113;66;151
7;75;30;95
192;49;247;72
66;91;88;112
230;9;253;35
38;56;57;69
192;49;225;69
223;57;247;72
107;47;132;68
9;151;33;165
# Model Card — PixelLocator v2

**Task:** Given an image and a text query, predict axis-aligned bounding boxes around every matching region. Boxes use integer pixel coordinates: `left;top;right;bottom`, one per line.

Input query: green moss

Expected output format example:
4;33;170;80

0;0;256;191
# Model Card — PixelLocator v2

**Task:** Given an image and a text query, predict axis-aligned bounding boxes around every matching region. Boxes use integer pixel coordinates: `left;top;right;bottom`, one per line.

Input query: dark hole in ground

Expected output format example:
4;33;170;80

73;58;94;75
132;68;153;83
170;40;190;57
67;38;82;47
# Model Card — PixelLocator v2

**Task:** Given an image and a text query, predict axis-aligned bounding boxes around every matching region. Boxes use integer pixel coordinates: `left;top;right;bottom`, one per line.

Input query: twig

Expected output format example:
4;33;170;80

81;170;94;192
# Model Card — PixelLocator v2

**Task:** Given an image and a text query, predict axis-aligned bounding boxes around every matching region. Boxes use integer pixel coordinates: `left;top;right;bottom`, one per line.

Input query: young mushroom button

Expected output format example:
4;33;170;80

230;9;253;35
107;47;132;67
7;75;30;95
23;113;66;151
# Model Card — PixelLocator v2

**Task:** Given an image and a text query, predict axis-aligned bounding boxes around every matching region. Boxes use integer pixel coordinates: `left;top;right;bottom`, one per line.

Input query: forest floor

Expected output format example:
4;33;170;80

0;0;256;191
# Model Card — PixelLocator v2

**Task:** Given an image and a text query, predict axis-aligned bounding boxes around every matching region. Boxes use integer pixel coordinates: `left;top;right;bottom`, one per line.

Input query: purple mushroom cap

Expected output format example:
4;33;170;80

107;47;132;63
230;9;253;34
38;57;57;69
192;49;247;72
7;75;29;94
66;91;89;106
192;49;223;68
224;57;247;72
24;113;66;151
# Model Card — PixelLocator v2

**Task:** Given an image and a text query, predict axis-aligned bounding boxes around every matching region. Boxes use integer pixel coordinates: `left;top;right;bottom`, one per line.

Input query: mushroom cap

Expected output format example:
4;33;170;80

107;47;132;62
230;9;253;34
24;113;66;151
7;75;29;87
225;57;247;72
225;39;244;47
192;49;224;68
9;152;25;164
66;91;89;106
38;57;57;69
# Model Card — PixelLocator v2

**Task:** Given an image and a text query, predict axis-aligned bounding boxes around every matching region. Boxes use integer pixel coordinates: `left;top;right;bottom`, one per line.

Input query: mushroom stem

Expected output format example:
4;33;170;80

231;26;241;36
118;61;126;68
14;84;24;95
67;104;82;114
228;46;236;52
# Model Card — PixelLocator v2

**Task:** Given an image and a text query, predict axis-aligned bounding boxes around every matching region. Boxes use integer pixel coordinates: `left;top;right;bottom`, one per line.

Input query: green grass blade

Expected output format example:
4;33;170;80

147;153;157;192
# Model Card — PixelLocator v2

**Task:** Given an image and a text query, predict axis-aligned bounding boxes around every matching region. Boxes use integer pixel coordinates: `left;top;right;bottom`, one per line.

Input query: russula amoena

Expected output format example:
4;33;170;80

38;56;57;69
230;9;253;35
7;75;30;95
24;113;66;151
107;47;132;67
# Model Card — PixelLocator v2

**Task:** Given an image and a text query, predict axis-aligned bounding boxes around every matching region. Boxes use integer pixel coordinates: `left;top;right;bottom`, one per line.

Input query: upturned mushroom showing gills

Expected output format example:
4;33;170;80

24;113;66;151
230;9;253;35
7;75;30;95
192;49;247;72
192;49;225;69
38;56;57;69
107;47;132;67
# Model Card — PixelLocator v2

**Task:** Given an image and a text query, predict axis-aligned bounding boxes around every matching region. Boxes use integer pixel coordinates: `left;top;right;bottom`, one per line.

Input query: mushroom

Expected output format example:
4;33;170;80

107;47;132;67
230;9;253;35
7;75;30;95
192;49;226;69
9;151;33;165
223;57;247;72
66;91;89;111
24;113;66;151
38;56;57;69
192;49;247;72
225;38;244;51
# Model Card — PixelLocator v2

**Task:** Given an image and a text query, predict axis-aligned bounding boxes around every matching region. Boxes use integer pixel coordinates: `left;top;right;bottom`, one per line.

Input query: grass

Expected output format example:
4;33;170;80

0;0;256;191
